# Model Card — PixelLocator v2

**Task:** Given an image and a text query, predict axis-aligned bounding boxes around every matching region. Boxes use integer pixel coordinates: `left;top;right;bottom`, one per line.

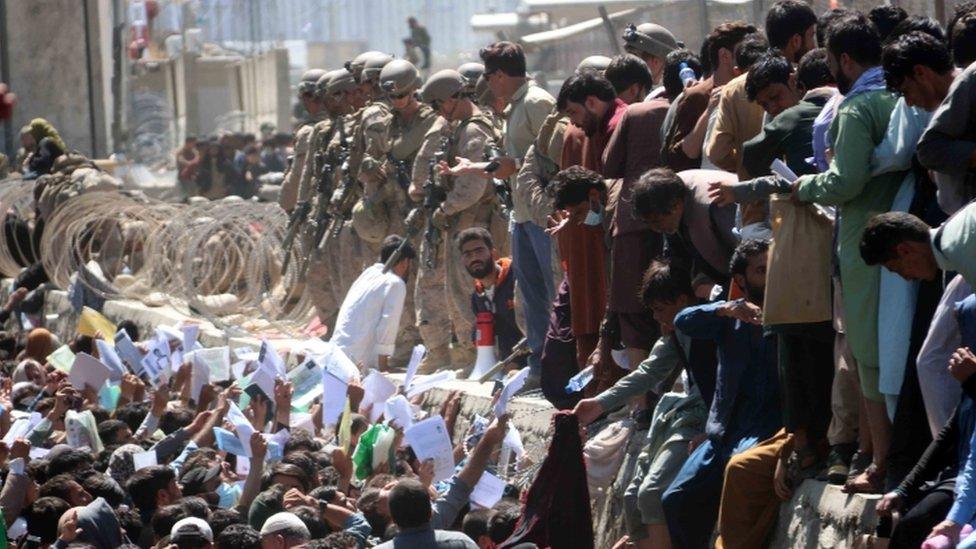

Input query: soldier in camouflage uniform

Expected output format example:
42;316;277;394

279;69;328;214
410;69;504;373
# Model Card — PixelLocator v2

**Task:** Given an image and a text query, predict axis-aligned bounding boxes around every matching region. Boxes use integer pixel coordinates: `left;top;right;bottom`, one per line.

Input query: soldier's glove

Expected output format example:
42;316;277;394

431;206;449;230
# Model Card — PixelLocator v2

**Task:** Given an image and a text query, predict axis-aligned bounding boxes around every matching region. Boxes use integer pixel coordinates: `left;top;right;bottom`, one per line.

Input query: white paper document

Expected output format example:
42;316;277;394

69;352;113;391
384;394;414;429
132;450;157;471
471;471;506;509
193;347;231;382
95;339;126;382
403;344;426;391
321;370;347;427
360;370;397;422
406;370;455;399
404;415;455;483
494;367;530;418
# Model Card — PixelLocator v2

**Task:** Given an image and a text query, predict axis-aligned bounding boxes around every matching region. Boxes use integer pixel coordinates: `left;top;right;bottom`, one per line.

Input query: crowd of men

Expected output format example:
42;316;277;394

276;1;976;547
1;2;976;549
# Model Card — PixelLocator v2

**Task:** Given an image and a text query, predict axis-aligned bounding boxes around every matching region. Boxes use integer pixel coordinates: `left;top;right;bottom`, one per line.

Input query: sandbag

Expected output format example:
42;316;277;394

763;195;833;325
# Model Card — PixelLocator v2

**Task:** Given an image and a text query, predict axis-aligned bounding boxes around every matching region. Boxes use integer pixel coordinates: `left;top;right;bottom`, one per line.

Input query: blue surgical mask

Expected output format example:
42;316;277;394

583;204;603;226
216;482;243;509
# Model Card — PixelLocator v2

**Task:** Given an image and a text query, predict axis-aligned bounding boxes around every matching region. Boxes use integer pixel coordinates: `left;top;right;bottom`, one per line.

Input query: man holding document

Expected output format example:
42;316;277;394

331;235;415;371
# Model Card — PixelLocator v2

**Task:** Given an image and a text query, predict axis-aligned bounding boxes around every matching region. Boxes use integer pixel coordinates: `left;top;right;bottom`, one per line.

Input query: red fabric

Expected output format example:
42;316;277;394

499;412;594;549
474;257;512;293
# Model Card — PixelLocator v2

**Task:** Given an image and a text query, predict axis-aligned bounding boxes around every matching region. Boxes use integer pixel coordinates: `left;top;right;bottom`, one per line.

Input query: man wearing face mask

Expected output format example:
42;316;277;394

406;69;502;373
543;167;610;390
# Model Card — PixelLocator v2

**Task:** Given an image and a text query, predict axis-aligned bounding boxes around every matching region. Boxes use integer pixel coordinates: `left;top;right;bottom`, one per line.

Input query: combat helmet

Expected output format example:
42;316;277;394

379;59;421;95
361;53;395;85
298;69;327;95
420;69;464;104
346;51;384;82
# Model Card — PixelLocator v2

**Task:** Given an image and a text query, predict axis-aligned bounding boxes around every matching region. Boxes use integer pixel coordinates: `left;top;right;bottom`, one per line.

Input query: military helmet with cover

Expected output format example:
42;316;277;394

420;69;464;104
314;70;339;98
298;69;326;95
577;55;612;73
346;51;384;82
361;53;395;84
457;62;485;93
379;59;421;95
622;23;679;59
325;68;358;96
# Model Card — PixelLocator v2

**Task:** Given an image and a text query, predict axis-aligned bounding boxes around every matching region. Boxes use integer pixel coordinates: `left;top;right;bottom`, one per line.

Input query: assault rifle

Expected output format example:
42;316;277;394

280;200;310;277
485;141;514;220
421;140;449;270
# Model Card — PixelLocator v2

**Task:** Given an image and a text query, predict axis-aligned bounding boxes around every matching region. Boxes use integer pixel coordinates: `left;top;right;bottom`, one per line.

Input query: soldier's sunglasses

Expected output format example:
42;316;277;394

390;91;412;99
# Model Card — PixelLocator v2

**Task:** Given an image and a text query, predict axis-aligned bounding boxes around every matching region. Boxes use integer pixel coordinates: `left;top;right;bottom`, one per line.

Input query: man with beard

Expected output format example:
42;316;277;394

458;227;524;364
662;239;781;549
792;12;905;494
330;235;414;372
765;0;818;64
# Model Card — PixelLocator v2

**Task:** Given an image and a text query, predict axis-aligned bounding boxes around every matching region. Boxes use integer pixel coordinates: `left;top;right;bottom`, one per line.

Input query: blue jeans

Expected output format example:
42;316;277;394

662;435;760;548
511;221;555;375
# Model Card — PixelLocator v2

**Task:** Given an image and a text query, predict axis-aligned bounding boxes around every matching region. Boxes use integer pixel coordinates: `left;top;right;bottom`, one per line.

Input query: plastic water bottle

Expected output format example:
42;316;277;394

565;365;594;394
679;62;696;87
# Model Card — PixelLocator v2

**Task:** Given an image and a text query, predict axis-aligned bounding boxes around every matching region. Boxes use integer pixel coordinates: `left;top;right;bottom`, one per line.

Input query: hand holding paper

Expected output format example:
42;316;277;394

404;415;455;483
493;367;529;418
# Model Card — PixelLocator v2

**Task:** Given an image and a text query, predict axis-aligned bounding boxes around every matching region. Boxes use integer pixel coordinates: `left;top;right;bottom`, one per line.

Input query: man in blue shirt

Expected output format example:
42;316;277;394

661;239;782;548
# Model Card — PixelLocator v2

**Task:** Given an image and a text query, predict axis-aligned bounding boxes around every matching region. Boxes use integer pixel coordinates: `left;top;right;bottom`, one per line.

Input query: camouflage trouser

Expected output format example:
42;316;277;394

305;248;339;325
415;203;500;352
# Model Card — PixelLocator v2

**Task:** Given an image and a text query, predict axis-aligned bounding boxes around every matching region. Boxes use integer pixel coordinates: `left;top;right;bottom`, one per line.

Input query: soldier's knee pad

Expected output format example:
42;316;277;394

350;201;389;243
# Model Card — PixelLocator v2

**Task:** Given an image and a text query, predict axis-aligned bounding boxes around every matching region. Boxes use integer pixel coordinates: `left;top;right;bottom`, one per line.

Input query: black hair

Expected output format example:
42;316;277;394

868;5;909;42
117;320;140;341
357;488;390;538
734;33;772;72
180;496;211;519
707;22;758;69
26;497;72;545
605;53;653;95
159;405;195;435
859;211;931;266
796;48;834;91
730;239;770;277
457;227;494;252
745;54;793;101
887;15;946;43
632;168;688;218
293;505;332;538
827;13;882;67
379;235;416;265
310;531;359;549
47;449;94;478
209;509;244;538
127;465;176;512
951;12;976;67
97;419;130;446
549;166;606;209
151;503;188;541
388;479;432;529
462;508;493;543
115;506;144;544
479;42;527;77
640;259;694;307
114;401;150;433
882;31;954;92
816;7;856;48
216;524;262;549
82;472;126;507
699;35;713;76
765;0;818;51
283;430;322;454
662;49;703;100
488;501;520;543
556;71;617;111
38;473;81;502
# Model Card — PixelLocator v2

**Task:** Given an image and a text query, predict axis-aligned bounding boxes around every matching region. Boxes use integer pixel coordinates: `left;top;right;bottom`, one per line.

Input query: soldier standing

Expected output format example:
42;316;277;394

409;69;504;373
279;69;328;214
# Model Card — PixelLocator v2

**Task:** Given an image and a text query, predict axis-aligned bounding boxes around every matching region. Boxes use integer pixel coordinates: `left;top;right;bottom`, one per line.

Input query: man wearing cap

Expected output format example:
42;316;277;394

259;512;310;549
407;68;503;374
621;22;680;97
170;517;214;548
279;68;328;214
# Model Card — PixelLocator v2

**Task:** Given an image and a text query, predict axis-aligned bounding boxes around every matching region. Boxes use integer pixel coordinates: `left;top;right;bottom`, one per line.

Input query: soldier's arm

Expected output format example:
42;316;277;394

358;109;392;185
441;125;490;215
279;126;311;212
295;125;324;204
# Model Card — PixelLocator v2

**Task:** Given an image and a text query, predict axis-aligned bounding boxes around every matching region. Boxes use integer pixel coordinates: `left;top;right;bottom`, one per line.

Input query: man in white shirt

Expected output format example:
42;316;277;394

331;235;415;371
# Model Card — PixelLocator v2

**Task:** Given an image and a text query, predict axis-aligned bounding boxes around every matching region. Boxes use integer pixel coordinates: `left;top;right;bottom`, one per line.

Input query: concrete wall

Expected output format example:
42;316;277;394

3;0;111;158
